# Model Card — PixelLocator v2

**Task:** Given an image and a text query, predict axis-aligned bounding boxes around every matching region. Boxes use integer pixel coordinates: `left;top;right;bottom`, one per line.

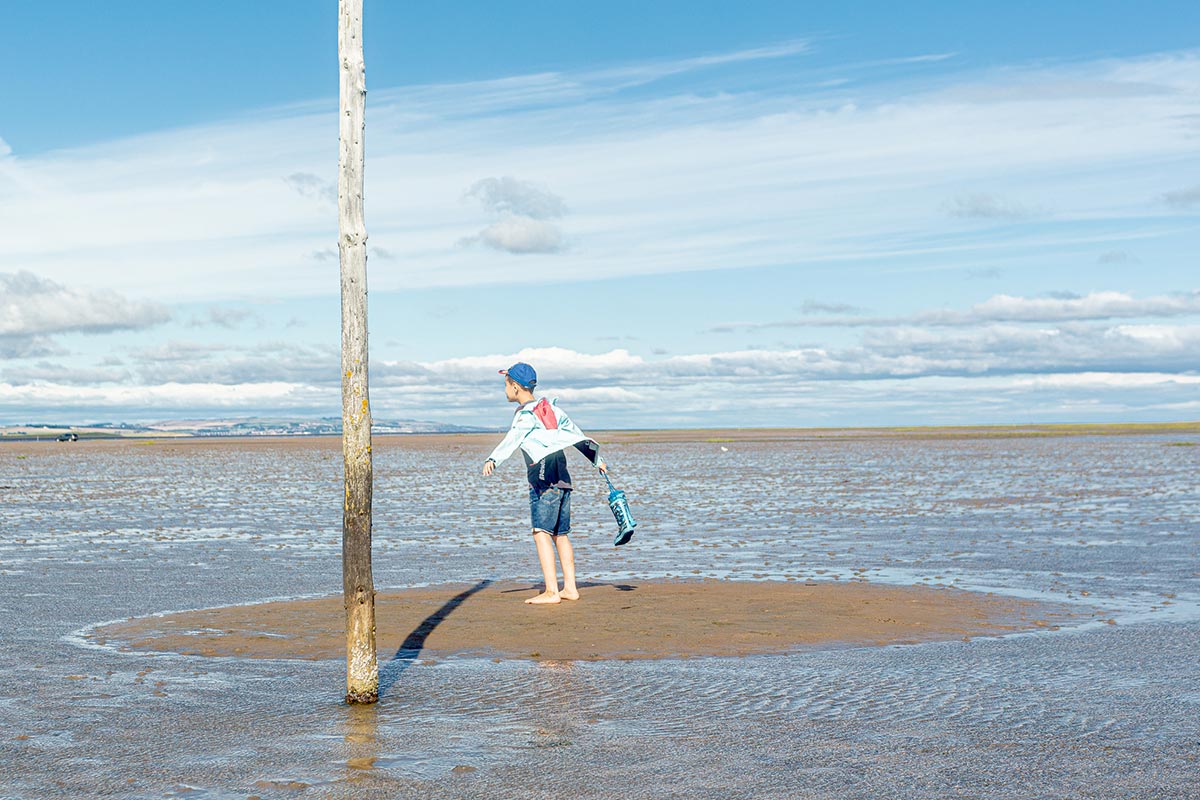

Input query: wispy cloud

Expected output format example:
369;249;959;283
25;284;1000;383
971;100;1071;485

187;306;259;329
967;267;1002;279
1;44;1198;427
800;300;863;314
944;192;1038;221
586;39;813;89
1097;250;1138;265
1162;185;1200;209
712;290;1200;331
283;172;337;205
942;291;1200;324
2;49;1196;299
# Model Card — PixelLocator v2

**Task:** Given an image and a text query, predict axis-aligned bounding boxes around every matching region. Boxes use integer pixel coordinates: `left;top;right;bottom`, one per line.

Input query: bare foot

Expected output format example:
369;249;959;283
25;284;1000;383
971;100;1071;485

559;587;580;601
524;591;561;605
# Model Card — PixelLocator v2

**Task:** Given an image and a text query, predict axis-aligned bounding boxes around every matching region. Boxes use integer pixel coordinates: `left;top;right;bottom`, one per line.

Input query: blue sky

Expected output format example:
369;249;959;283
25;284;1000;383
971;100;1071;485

2;2;1198;428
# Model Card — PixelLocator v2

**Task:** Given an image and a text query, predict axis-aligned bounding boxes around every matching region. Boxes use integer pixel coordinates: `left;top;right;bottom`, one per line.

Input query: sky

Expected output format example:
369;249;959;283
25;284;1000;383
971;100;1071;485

1;1;1198;429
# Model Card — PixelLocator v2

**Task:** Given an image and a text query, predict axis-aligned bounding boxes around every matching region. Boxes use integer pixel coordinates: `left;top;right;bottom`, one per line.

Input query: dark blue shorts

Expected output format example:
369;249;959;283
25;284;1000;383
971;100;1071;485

530;486;571;536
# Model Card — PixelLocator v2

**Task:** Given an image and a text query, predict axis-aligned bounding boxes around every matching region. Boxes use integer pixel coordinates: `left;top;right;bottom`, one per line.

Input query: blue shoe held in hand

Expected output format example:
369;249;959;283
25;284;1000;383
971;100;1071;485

603;470;637;546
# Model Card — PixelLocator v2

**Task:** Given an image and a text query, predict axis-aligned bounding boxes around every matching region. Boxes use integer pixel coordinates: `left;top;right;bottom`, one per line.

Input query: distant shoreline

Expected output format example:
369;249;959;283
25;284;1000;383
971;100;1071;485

3;420;1197;445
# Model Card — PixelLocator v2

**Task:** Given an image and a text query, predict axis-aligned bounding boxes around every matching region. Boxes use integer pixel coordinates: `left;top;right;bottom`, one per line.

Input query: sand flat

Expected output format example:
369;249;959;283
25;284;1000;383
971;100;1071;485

92;579;1078;662
7;432;1195;797
4;419;1196;454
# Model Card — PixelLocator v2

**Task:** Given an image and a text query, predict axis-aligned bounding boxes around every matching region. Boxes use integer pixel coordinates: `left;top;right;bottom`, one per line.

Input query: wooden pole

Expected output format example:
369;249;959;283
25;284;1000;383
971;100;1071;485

338;0;377;705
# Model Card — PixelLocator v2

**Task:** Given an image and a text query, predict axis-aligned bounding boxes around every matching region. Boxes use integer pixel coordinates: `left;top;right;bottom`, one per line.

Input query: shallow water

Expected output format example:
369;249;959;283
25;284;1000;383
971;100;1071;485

1;434;1198;798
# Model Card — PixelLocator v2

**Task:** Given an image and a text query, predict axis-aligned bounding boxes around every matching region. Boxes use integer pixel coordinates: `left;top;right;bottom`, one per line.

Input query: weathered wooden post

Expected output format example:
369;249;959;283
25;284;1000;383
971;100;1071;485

338;0;377;705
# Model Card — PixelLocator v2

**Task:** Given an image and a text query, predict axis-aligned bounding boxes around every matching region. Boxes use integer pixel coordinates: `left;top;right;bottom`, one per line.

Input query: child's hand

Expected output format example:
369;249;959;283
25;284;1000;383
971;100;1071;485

597;460;607;474
482;459;495;477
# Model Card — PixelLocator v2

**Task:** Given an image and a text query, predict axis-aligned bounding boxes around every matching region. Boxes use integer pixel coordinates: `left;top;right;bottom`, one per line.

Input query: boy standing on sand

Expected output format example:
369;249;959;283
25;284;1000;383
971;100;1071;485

482;362;606;605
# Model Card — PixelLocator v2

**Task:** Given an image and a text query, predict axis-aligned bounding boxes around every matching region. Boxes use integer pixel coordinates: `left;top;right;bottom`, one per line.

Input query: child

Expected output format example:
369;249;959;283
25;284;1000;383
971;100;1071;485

482;362;606;604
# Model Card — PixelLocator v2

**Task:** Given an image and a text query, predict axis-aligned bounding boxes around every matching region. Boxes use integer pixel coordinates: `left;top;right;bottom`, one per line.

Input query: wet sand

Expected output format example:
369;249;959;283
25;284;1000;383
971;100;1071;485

92;580;1076;662
5;433;1197;798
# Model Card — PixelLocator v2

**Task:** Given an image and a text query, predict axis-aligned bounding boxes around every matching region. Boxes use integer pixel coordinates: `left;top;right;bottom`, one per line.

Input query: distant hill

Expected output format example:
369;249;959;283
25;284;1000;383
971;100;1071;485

144;417;490;436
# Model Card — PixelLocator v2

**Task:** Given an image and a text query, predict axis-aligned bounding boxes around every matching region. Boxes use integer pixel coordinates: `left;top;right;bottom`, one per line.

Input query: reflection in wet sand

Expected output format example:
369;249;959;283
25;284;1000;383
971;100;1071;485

341;704;380;776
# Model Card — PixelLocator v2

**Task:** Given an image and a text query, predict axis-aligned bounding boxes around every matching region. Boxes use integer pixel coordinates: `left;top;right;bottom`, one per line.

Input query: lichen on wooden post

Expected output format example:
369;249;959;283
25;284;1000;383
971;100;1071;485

338;0;377;705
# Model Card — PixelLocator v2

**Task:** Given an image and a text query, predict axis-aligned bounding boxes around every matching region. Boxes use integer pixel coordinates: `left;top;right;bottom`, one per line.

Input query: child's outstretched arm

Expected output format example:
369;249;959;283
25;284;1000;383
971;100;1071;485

482;413;536;475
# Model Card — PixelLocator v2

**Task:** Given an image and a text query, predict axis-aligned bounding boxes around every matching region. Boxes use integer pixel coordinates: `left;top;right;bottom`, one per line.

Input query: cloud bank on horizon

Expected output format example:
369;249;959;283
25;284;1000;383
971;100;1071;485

0;34;1197;428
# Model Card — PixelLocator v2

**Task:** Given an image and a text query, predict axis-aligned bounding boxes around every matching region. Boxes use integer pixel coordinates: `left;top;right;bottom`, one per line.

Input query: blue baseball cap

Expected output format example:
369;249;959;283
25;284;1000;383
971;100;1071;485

499;362;537;389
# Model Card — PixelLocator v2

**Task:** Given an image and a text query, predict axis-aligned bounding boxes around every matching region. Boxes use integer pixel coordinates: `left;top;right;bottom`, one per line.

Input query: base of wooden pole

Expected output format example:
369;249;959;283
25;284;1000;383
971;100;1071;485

344;689;378;705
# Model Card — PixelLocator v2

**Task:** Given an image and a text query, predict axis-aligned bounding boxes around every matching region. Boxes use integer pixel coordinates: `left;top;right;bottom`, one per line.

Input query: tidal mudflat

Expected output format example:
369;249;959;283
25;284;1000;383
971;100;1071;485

1;428;1197;798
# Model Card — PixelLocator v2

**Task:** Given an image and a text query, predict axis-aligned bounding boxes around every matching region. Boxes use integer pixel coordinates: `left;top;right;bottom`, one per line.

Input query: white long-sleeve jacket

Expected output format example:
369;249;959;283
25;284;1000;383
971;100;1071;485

487;397;600;466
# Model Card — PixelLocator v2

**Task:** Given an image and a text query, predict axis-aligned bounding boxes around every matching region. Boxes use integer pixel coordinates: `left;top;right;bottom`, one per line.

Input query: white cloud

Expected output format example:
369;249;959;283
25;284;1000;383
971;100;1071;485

463;217;565;254
127;339;339;386
402;318;1200;390
465;176;565;219
1109;323;1198;346
0;271;170;337
8;357;1197;428
28;309;1195;403
2;362;132;386
857;321;1200;378
460;177;567;254
4;321;1197;425
0;271;169;362
0;335;63;360
410;347;646;384
5;281;1197;424
550;386;642;404
0;380;328;412
1011;372;1200;389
